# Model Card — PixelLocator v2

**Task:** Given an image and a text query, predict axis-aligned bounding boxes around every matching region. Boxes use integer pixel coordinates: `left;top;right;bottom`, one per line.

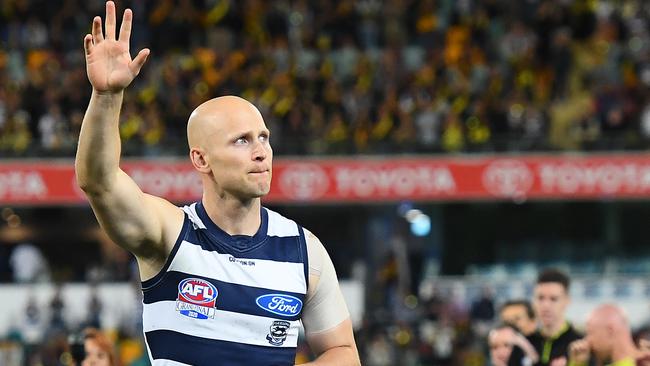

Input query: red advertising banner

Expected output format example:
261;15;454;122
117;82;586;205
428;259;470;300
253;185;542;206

2;154;650;205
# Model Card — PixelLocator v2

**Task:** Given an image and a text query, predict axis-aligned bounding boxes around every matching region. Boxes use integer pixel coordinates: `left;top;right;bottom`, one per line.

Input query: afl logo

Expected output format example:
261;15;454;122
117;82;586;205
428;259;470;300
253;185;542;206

178;278;218;304
482;160;534;199
176;278;218;319
256;294;303;317
278;163;329;201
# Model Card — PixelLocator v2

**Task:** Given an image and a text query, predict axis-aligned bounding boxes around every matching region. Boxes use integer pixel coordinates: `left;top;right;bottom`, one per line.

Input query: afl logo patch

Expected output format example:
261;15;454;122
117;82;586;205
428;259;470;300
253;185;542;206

176;278;218;319
256;294;303;317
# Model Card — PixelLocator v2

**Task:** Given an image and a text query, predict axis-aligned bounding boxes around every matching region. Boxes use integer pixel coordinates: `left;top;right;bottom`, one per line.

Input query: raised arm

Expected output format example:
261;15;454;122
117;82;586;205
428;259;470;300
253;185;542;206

75;1;183;279
299;231;360;366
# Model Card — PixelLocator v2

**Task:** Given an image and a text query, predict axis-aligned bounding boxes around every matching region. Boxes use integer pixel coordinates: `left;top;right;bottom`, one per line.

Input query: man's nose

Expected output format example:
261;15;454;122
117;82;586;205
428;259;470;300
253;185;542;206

252;141;267;161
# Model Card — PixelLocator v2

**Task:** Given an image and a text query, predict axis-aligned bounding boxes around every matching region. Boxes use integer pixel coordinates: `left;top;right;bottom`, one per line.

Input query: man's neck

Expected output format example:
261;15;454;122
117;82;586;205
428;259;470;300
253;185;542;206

202;195;261;236
540;320;566;338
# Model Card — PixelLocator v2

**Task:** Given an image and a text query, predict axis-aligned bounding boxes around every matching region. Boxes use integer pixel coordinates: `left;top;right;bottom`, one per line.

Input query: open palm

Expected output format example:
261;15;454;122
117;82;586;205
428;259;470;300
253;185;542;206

84;1;149;93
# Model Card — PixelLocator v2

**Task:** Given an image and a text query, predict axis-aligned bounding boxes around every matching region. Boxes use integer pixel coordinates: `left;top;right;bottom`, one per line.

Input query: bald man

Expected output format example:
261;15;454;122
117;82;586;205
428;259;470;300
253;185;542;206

75;2;359;365
568;304;642;366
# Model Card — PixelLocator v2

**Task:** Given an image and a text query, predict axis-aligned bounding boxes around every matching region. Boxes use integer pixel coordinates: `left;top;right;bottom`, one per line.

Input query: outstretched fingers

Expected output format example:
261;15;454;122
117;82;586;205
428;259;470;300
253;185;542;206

119;8;133;45
129;48;150;76
105;1;117;40
92;16;104;44
83;34;93;55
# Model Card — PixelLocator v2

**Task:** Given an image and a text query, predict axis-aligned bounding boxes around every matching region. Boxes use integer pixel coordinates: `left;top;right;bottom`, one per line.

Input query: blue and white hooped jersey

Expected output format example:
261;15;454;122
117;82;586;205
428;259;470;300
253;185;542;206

141;202;309;366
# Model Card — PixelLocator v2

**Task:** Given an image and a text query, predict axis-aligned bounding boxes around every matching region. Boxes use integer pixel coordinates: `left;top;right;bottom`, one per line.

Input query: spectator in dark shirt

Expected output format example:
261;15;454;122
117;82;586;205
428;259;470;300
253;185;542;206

471;286;496;322
509;269;582;366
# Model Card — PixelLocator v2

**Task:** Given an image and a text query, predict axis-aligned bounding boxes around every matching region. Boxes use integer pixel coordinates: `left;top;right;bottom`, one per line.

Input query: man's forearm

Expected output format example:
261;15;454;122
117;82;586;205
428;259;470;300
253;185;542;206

297;345;360;366
75;90;124;192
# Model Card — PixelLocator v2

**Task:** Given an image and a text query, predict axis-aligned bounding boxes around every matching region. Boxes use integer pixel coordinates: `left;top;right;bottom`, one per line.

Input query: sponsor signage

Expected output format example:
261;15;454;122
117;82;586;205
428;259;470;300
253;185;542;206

256;294;303;317
2;154;650;204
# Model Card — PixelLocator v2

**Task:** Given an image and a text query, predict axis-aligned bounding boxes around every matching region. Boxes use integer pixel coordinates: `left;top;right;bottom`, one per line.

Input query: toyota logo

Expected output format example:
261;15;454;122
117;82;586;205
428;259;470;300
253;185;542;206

278;163;329;200
482;160;534;199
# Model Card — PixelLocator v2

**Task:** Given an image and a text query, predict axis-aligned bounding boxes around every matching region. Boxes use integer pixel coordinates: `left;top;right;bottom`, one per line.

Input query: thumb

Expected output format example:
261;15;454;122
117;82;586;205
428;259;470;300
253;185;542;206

129;48;150;76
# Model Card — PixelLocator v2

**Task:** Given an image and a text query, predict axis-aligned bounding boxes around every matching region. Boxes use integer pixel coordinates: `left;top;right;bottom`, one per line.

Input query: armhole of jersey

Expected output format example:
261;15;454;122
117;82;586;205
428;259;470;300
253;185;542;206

297;225;309;294
141;212;190;291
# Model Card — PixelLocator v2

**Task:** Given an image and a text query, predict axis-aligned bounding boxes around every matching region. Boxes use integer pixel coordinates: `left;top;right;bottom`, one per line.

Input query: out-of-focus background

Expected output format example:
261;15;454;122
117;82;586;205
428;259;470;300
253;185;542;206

1;0;650;365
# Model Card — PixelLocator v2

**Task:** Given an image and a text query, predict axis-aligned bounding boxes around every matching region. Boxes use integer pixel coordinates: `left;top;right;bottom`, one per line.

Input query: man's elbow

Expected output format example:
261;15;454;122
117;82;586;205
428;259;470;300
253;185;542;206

75;163;96;194
75;174;94;194
315;345;360;366
76;178;111;197
332;345;360;366
347;352;361;366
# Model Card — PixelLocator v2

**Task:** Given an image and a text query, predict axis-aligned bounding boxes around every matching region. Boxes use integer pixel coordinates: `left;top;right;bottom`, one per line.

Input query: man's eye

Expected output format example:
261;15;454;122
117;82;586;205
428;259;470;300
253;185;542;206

235;137;247;144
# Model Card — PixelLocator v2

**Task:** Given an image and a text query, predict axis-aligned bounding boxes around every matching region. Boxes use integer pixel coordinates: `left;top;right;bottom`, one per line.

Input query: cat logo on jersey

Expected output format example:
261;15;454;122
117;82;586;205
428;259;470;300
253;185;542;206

266;320;290;346
176;278;218;319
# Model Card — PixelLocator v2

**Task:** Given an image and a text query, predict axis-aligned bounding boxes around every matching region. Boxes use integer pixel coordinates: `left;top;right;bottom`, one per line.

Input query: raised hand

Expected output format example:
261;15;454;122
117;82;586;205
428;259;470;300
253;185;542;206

568;338;591;366
83;1;150;93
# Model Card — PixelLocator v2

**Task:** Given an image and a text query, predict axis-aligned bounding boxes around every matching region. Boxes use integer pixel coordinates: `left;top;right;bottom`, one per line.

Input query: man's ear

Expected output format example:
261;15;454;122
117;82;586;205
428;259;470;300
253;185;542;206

190;148;210;173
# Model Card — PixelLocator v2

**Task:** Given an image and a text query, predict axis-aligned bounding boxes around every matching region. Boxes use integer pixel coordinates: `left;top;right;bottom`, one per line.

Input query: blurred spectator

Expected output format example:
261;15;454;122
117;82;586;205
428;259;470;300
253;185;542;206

81;327;118;366
364;331;395;366
85;287;103;330
568;304;643;366
9;295;46;365
471;285;496;338
471;286;496;322
500;300;538;336
8;242;50;283
48;283;68;334
635;326;650;353
509;268;582;366
489;324;538;366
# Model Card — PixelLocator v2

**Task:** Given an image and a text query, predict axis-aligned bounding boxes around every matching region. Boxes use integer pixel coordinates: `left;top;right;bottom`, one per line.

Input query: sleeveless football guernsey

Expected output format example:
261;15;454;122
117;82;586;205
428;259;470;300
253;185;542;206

141;202;309;366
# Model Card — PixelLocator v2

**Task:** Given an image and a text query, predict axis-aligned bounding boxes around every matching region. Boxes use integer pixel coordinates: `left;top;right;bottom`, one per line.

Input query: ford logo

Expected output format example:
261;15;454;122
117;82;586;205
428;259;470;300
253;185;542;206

256;294;303;317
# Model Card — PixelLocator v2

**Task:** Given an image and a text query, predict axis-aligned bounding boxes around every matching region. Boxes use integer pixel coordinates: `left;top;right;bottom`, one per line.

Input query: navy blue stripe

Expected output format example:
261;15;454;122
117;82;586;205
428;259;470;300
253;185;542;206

142;271;305;321
146;329;296;366
141;213;191;290
184;232;304;262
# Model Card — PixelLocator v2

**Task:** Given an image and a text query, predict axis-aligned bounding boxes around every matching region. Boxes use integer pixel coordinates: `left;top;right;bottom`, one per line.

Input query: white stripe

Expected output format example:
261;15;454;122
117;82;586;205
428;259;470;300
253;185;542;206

152;359;192;366
170;241;307;294
181;203;206;229
265;208;300;237
143;301;300;348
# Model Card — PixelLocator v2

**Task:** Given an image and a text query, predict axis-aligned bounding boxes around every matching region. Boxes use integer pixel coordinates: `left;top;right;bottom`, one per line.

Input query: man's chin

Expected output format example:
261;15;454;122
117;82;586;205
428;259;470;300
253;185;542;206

252;185;271;198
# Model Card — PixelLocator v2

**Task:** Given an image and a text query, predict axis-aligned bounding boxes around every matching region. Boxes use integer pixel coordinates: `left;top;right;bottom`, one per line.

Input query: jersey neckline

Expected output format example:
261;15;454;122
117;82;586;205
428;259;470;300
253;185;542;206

195;201;269;251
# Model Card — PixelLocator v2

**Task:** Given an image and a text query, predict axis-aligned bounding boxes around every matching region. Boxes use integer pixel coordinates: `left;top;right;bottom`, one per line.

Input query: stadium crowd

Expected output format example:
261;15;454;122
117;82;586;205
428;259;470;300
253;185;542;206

2;0;650;157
